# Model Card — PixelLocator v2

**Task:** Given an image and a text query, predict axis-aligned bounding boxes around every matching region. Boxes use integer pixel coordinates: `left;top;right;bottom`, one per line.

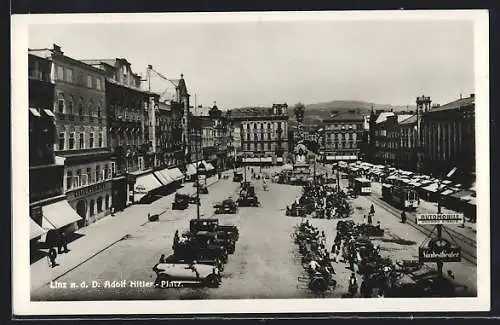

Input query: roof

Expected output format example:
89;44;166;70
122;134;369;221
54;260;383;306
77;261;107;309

399;114;417;125
324;112;364;123
81;59;117;67
230;107;288;119
428;96;475;113
375;112;395;124
397;114;414;123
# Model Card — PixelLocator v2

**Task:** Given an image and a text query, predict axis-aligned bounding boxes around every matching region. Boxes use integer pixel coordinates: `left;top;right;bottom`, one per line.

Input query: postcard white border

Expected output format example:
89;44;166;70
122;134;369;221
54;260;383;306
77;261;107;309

12;10;490;315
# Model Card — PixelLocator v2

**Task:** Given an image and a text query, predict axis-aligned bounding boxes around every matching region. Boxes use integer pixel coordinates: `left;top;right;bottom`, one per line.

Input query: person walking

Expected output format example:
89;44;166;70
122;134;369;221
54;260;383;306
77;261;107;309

48;247;58;268
367;213;373;225
401;210;407;223
58;230;69;254
348;273;358;297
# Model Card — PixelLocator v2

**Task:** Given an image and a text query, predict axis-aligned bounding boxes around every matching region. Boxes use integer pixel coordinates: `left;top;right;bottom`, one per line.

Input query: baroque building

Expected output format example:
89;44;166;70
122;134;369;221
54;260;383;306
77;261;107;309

321;110;364;162
29;44;113;229
232;103;289;165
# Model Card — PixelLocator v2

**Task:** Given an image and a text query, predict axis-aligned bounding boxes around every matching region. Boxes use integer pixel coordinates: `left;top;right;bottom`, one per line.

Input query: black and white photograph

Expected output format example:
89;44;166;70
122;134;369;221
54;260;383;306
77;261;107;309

12;10;489;315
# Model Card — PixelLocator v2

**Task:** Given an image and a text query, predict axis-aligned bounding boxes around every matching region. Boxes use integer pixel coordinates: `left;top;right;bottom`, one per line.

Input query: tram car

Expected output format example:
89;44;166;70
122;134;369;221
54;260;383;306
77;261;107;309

353;177;371;195
381;183;419;210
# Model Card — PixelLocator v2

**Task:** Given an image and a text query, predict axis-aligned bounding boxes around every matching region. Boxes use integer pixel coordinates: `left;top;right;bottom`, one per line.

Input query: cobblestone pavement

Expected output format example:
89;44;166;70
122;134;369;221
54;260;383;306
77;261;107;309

31;169;476;300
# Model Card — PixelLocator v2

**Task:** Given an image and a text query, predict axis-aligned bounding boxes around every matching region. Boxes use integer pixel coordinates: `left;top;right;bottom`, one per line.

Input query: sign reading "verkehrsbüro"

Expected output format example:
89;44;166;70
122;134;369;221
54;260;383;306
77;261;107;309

416;213;464;225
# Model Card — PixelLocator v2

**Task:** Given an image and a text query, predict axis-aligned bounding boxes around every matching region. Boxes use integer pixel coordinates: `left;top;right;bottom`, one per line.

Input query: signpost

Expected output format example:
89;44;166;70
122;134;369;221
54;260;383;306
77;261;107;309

416;213;465;225
417;213;464;278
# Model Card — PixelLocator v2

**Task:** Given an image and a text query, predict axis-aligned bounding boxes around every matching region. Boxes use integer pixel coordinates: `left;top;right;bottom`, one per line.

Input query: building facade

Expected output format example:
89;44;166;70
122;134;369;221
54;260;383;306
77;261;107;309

82;58;153;209
232;104;289;165
321;111;364;162
30;45;114;229
28;53;72;245
397;114;418;171
422;94;475;186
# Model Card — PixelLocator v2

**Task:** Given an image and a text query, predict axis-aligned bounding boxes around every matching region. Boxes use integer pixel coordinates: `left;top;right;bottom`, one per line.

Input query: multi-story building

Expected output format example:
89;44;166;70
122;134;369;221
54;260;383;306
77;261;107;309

232;103;289;165
371;112;413;166
397;114;418;171
28;53;80;246
321;111;364;162
82;58;154;209
29;44;114;229
422;94;475;186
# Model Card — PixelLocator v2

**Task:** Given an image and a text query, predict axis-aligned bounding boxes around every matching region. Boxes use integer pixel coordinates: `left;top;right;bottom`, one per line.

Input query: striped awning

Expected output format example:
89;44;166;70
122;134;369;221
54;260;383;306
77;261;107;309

30;218;48;240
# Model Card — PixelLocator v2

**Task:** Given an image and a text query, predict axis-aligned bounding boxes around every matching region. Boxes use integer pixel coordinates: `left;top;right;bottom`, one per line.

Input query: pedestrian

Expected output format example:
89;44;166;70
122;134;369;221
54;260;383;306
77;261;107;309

367;213;373;225
401;210;407;223
370;204;375;215
159;254;166;263
48;247;58;268
59;230;69;253
376;221;381;230
348;273;358;297
362;214;367;224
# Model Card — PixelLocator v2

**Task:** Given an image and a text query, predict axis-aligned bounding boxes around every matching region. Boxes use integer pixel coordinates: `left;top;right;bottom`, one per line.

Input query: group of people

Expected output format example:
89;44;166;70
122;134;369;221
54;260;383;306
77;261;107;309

47;229;70;268
287;184;351;219
295;220;336;285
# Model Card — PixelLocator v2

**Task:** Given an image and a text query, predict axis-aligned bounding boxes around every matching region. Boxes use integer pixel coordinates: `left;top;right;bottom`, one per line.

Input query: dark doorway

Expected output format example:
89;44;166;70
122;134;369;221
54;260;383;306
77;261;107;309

76;200;86;228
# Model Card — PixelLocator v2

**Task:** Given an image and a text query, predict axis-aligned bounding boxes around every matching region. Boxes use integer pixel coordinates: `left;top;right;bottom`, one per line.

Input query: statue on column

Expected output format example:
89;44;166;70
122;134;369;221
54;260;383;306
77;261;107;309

293;102;307;164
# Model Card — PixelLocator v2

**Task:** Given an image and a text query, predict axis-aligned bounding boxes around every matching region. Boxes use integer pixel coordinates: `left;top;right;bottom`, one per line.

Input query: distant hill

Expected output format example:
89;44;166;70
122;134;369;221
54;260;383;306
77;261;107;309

288;100;416;128
230;100;416;128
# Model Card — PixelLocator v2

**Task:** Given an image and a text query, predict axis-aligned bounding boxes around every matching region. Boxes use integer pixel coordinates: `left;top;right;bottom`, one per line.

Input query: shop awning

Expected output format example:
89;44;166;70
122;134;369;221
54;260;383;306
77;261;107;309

166;167;185;181
154;171;174;186
277;157;283;162
42;200;82;229
202;161;215;171
30;218;48;240
29;108;41;117
43;109;55;117
450;190;476;202
422;182;445;193
440;189;456;196
261;157;272;163
134;173;163;194
186;163;197;176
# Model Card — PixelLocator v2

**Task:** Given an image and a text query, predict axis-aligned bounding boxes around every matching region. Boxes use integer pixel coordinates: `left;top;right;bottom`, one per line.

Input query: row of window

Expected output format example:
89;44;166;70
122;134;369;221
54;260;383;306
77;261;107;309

242;122;285;130
56;94;103;117
66;165;112;191
245;133;283;141
325;143;358;149
55;65;103;90
325;123;362;130
244;142;282;151
325;133;359;140
87;195;111;217
58;132;104;151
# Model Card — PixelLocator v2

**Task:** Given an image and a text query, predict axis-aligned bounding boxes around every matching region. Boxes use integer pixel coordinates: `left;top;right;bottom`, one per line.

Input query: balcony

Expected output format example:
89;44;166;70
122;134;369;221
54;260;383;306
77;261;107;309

29;164;64;203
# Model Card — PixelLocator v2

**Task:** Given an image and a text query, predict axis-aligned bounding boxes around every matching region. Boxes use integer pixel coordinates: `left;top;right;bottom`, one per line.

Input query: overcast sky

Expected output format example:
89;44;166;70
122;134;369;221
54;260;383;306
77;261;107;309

28;20;474;109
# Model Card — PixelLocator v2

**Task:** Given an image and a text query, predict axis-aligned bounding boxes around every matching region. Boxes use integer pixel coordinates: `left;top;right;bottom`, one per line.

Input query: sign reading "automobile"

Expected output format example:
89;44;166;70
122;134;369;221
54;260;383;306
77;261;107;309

416;213;464;225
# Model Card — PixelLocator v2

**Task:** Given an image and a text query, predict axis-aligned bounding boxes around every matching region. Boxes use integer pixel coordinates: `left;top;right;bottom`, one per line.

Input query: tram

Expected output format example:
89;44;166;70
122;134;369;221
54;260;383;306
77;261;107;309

353;177;371;195
381;183;419;210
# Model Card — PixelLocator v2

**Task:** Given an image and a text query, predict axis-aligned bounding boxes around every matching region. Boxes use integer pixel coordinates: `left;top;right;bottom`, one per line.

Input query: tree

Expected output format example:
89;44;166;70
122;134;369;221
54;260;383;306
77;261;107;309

294;102;306;121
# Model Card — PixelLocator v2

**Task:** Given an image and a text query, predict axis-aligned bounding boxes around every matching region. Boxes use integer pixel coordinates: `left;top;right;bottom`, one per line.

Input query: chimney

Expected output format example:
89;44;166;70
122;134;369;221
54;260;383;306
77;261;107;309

52;44;63;55
470;93;475;98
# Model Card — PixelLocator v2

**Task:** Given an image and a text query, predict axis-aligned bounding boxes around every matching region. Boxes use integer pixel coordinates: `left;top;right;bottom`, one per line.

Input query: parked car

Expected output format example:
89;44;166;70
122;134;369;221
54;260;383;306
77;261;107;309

214;198;238;214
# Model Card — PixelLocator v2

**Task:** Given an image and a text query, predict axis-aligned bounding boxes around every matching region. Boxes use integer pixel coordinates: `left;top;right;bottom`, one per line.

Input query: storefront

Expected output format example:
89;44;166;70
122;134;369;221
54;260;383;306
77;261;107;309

130;172;163;203
66;180;113;229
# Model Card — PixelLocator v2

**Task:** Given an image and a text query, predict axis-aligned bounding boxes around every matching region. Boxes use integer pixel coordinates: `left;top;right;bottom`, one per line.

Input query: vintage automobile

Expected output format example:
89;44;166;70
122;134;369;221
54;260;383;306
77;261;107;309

173;231;229;265
357;223;385;237
214;198;238;214
152;261;221;288
212;230;236;254
172;193;189;210
217;225;239;242
190;218;219;233
233;171;244;182
162;253;224;273
237;193;260;207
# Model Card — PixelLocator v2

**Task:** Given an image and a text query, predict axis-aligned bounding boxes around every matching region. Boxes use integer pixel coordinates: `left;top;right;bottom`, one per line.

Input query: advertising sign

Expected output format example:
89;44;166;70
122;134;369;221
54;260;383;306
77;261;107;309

418;247;462;262
416;213;464;225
